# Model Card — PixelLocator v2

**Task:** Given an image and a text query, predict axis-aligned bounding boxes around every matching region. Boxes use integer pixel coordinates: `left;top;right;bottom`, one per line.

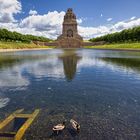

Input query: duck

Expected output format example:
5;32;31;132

70;119;80;132
53;122;65;134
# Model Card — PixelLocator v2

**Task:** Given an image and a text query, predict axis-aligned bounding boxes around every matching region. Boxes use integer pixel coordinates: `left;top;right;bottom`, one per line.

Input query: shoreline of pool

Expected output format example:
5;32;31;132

86;48;140;52
0;48;53;52
1;47;140;53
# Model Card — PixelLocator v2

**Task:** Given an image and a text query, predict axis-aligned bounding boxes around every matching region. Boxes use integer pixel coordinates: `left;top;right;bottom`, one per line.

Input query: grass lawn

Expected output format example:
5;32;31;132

0;41;54;49
85;43;140;50
1;41;140;50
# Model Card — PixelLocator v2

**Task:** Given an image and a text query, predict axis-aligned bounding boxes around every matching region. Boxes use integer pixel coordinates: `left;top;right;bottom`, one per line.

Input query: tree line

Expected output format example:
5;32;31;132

0;28;52;43
89;26;140;43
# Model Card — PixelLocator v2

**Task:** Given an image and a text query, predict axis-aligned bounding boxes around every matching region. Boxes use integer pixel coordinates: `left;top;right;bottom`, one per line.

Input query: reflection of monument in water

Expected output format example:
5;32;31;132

57;8;83;48
59;50;81;81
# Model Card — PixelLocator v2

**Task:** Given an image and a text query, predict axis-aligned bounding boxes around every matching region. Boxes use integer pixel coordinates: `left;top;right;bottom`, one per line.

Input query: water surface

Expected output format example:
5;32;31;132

0;49;140;140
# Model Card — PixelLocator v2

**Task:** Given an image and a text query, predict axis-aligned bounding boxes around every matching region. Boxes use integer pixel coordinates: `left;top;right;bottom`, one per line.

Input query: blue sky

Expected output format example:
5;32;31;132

0;0;140;39
19;0;140;26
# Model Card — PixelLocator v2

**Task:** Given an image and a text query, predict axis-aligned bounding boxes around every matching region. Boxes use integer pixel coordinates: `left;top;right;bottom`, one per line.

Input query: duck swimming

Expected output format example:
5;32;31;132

70;119;80;132
53;122;65;134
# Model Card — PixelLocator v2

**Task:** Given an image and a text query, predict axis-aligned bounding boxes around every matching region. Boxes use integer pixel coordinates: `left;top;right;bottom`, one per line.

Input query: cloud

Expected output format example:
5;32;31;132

78;26;110;39
20;11;65;30
0;65;30;88
107;18;113;22
29;10;38;15
77;18;83;24
77;51;140;78
0;0;22;23
130;16;136;20
25;58;65;79
0;97;10;108
79;18;140;39
1;12;140;40
113;18;140;31
19;11;65;38
0;1;140;40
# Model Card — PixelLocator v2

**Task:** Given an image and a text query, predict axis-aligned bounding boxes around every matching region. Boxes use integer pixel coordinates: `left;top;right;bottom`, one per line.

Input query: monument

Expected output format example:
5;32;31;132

57;8;83;48
33;8;106;47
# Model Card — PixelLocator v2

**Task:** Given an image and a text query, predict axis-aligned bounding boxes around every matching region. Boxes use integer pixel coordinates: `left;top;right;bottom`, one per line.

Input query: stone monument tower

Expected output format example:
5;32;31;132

57;8;83;48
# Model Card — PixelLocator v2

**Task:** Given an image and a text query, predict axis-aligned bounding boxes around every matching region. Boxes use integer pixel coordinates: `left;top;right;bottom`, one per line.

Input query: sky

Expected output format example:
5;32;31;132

0;0;140;39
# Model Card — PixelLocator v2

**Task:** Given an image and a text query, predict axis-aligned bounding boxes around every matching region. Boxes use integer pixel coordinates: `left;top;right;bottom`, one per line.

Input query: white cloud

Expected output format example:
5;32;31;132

113;18;140;31
1;13;140;40
0;98;10;108
20;11;65;30
77;18;83;24
130;16;136;20
0;0;21;23
29;10;38;15
25;58;65;79
78;18;140;39
0;65;29;88
107;18;112;22
78;26;110;39
19;11;65;38
78;54;140;79
0;1;140;40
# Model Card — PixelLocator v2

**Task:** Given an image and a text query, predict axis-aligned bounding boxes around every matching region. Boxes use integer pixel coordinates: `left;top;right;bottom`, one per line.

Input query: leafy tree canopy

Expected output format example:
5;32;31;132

0;28;52;43
89;26;140;43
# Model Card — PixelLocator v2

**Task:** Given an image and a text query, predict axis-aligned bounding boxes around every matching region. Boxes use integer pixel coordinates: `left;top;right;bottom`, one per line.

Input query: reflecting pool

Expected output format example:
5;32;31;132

0;49;140;140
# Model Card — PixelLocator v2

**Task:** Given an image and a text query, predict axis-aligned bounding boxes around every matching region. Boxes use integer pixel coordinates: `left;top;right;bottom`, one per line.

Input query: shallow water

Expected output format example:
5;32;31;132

0;49;140;140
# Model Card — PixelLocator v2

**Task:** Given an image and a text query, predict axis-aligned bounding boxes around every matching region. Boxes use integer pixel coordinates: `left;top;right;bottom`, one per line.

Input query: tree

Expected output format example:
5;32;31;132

89;26;140;43
0;28;52;43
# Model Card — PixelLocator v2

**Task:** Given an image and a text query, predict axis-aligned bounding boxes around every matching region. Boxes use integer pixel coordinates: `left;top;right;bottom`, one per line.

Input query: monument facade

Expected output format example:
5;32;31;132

57;8;83;48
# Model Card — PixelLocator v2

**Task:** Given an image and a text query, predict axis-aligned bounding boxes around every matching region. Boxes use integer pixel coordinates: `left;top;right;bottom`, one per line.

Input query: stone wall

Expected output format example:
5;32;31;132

32;41;106;48
32;41;57;46
83;41;106;46
56;37;83;48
